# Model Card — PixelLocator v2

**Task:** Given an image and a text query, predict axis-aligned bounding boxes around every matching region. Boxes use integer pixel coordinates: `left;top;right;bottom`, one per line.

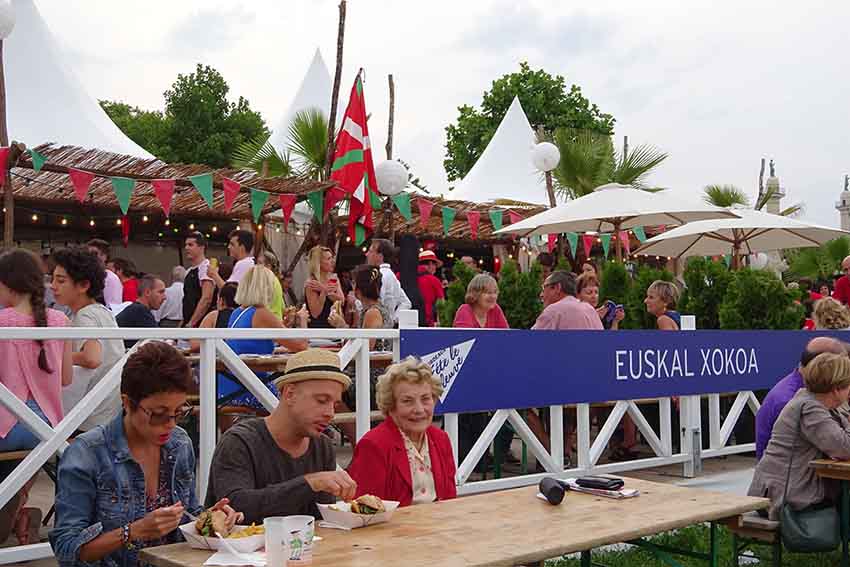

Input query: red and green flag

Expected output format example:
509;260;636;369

330;72;378;240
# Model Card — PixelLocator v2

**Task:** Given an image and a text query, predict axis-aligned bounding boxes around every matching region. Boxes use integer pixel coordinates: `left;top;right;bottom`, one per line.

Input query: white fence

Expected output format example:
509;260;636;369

0;320;760;564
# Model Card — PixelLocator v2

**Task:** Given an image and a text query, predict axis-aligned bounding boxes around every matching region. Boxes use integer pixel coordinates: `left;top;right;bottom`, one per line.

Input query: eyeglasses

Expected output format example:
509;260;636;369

132;402;193;426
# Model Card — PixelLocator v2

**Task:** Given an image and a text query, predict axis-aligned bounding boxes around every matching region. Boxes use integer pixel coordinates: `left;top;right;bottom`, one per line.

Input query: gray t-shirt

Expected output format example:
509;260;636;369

205;418;336;524
63;303;125;431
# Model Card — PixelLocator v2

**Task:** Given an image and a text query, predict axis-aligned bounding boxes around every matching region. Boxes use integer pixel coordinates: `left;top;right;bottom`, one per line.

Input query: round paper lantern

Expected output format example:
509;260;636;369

375;159;408;196
0;1;15;40
531;142;560;172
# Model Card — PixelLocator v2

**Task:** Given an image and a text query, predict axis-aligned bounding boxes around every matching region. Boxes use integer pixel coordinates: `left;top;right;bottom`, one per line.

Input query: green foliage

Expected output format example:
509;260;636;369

598;262;630;306
231;136;292;178
718;268;804;330
554;254;572;273
497;261;543;329
679;257;733;330
436;262;476;327
99;101;172;158
623;265;673;329
287;108;329;180
443;62;614;182
787;237;850;281
702;184;750;207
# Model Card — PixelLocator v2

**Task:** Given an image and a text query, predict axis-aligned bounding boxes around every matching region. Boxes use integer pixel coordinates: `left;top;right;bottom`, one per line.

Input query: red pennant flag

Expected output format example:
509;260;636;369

619;230;631;255
68;168;95;203
222;178;240;213
151;179;175;218
466;211;481;239
582;234;595;257
121;215;130;247
417;199;434;229
0;147;9;187
548;233;557;253
658;224;667;233
279;194;297;229
324;187;346;217
508;210;523;225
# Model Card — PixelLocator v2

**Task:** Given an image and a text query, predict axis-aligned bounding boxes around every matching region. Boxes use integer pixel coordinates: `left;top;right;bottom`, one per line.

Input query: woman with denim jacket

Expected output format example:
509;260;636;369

49;342;241;566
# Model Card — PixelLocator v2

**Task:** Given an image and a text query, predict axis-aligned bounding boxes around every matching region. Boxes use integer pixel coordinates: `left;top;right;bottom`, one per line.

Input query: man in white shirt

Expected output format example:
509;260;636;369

365;238;411;323
86;238;123;306
155;265;186;326
210;229;255;288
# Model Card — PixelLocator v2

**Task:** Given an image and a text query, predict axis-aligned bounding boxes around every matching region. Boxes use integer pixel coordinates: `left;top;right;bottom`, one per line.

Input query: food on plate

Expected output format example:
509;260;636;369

349;494;386;515
195;509;229;537
228;524;264;538
332;300;343;318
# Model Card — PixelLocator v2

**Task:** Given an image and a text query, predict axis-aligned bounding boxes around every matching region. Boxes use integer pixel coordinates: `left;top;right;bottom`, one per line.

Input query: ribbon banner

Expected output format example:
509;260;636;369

188;173;214;208
489;209;503;231
68;168;95;203
250;188;270;223
279;194;297;229
565;232;578;258
222;178;241;213
152;179;175;217
600;233;612;258
442;206;456;236
417;199;434;229
467;211;481;239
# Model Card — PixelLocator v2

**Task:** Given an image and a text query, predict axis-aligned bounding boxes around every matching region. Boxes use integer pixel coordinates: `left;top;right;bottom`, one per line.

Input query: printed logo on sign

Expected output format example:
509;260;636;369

420;339;476;403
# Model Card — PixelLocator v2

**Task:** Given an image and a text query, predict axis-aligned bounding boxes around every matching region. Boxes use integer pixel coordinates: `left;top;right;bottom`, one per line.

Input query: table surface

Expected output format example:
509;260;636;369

139;477;769;567
811;459;850;481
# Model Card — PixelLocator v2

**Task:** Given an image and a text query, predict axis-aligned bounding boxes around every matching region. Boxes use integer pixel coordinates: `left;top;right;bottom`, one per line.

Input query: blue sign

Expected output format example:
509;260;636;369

399;329;839;414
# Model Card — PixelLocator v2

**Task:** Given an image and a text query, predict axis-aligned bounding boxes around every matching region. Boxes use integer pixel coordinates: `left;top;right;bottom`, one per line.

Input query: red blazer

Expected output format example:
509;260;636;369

347;416;457;507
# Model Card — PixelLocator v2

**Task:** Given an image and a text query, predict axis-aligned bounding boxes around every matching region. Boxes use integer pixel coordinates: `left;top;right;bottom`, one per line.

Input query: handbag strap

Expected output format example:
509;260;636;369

782;403;805;504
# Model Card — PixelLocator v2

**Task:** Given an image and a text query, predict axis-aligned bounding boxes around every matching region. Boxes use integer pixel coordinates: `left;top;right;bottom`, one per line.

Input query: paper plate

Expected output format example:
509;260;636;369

178;523;265;553
317;500;400;529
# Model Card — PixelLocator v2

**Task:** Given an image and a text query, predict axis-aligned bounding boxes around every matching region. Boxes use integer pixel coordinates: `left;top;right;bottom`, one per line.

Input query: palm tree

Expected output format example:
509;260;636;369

702;184;750;208
231;138;292;178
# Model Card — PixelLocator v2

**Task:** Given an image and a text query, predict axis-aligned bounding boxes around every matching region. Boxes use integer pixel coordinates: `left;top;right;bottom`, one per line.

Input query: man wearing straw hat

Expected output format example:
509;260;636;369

205;349;357;523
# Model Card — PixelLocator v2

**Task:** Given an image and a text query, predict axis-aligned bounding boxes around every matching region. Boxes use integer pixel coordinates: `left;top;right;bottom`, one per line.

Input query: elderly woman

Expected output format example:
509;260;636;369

50;342;241;565
452;273;509;329
748;352;850;520
644;280;681;330
347;357;456;506
813;296;850;330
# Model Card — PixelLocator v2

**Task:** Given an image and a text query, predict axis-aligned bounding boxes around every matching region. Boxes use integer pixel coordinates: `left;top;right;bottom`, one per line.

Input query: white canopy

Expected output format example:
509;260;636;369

6;0;153;157
448;96;547;205
634;208;849;258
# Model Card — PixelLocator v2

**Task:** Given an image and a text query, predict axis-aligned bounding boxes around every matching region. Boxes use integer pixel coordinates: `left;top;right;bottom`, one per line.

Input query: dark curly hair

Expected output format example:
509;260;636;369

121;341;192;402
0;249;54;372
354;265;382;300
52;246;106;301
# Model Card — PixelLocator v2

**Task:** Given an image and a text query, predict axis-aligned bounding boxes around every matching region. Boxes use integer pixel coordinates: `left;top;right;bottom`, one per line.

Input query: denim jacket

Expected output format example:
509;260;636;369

48;413;201;567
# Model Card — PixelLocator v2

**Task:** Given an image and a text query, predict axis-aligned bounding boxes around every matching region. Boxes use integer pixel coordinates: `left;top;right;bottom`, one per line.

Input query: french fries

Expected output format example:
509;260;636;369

228;523;264;538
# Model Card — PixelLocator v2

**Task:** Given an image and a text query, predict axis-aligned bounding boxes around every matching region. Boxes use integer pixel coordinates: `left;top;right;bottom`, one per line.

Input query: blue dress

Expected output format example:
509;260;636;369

217;306;278;409
665;310;682;329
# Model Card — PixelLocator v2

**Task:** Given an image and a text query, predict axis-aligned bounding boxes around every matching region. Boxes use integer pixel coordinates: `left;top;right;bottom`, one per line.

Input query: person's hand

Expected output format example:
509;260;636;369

207;262;219;280
130;502;185;541
328;309;347;329
596;305;607;318
209;498;243;532
296;305;309;328
327;284;344;302
304;470;357;502
346;290;357;308
305;279;326;294
614;307;625;322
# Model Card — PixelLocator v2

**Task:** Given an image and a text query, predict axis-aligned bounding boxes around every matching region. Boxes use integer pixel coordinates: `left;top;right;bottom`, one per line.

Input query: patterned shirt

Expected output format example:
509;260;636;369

401;431;437;505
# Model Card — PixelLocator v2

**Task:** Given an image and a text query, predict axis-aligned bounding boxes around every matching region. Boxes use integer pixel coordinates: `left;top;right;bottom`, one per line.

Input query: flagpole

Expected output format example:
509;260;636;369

0;39;12;248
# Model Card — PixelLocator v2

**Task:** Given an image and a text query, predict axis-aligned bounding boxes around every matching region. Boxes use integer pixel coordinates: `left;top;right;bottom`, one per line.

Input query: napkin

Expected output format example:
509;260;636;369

203;551;266;566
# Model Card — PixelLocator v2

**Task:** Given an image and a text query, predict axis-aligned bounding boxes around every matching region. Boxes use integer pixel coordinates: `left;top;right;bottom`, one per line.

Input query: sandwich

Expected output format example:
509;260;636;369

195;509;229;537
349;494;385;515
332;300;343;318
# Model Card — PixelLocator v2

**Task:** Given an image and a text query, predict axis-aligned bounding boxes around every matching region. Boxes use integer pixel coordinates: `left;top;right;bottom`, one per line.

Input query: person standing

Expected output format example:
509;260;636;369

209;229;255;288
86;239;123;306
181;232;215;328
115;275;167;348
417;251;445;327
833;255;850;305
109;258;139;303
256;251;285;319
304;246;344;328
365;238;411;323
155;266;186;327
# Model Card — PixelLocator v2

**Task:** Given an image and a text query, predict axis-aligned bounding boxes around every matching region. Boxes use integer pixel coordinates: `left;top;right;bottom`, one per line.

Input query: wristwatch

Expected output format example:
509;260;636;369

121;523;138;551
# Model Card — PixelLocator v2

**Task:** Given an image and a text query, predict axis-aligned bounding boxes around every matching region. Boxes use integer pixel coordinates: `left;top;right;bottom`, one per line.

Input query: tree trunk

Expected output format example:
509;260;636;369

544;170;556;209
623;135;629;162
385;74;395;160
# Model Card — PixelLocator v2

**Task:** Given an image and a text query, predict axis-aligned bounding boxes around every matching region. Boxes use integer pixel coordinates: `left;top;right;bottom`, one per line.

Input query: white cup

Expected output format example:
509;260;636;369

263;517;288;566
281;515;315;564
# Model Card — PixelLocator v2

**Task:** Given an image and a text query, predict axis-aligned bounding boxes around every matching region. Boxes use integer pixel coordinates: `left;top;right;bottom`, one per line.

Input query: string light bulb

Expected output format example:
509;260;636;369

346;236;351;243
158;232;164;237
31;214;38;221
116;219;122;226
89;219;95;227
275;226;281;233
142;215;149;222
164;219;170;226
188;223;195;230
173;228;179;233
61;218;68;226
257;224;263;230
211;226;218;232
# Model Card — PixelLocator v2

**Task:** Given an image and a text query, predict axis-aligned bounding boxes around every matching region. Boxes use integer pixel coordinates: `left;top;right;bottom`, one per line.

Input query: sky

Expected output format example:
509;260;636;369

29;0;850;227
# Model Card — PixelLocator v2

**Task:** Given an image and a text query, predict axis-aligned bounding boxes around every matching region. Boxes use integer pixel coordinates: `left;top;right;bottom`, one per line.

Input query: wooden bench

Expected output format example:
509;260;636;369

332;411;385;425
722;512;781;567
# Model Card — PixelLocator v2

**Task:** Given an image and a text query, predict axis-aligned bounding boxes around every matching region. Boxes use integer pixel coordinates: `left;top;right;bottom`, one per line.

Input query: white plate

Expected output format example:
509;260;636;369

317;500;400;529
179;523;265;553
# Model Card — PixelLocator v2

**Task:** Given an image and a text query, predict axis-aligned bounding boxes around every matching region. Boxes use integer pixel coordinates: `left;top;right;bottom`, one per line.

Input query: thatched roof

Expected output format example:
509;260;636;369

9;143;333;220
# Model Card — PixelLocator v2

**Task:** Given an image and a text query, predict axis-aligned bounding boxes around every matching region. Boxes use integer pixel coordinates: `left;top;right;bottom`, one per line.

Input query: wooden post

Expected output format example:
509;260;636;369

614;222;623;262
0;39;12;248
385;74;395;160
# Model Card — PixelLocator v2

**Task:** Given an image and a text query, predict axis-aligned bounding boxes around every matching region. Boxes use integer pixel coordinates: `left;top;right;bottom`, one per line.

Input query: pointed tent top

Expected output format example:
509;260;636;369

448;96;547;205
6;0;153;158
267;48;333;156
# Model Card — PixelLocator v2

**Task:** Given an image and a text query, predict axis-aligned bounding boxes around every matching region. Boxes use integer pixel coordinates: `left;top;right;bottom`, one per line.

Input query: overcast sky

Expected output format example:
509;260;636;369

34;0;850;227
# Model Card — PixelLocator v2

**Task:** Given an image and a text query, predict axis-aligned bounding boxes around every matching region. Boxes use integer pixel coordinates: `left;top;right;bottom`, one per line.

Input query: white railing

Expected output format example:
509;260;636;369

0;317;763;564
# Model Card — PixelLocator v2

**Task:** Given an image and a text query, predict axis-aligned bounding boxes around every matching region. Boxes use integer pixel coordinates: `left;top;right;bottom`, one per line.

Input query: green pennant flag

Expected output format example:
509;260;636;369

28;149;47;172
370;190;383;210
724;254;732;268
354;223;367;246
442;206;456;235
633;226;647;243
391;192;412;221
306;190;324;221
189;173;214;208
600;233;612;258
110;177;135;214
565;232;578;257
250;188;270;223
489;209;503;231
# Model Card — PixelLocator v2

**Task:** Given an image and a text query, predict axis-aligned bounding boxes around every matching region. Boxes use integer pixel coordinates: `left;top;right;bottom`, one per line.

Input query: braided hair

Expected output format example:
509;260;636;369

0;249;54;372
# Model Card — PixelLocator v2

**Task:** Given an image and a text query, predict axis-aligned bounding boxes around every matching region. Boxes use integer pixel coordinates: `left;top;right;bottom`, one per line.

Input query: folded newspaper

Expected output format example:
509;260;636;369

562;478;640;499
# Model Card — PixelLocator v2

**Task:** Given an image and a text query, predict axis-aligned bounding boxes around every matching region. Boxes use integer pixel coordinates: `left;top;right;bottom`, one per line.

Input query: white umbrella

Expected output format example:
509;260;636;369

493;183;738;260
634;208;849;268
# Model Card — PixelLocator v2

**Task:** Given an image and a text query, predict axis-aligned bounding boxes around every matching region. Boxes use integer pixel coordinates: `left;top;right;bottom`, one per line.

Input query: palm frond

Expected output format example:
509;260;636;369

702;184;749;208
551;128;613;200
780;203;804;218
231;136;292;177
754;185;778;211
612;143;668;189
288;108;329;181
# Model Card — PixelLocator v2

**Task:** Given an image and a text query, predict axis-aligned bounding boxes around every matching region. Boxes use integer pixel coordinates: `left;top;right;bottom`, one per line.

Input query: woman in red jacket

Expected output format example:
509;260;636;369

347;358;456;506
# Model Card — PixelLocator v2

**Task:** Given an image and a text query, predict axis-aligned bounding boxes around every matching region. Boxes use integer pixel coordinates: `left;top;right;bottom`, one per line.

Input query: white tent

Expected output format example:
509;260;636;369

448;96;547;205
5;0;153;157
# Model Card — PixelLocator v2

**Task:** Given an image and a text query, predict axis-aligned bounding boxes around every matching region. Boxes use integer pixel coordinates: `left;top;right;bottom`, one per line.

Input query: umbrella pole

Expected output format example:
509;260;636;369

614;222;623;262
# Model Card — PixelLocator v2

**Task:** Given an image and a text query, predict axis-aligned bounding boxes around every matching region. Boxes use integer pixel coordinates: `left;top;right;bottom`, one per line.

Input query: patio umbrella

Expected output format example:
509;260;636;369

493;183;738;260
634;208;849;269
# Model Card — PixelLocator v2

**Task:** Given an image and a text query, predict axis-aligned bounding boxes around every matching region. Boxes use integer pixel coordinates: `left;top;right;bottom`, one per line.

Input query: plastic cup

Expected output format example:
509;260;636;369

263;517;288;566
282;515;315;564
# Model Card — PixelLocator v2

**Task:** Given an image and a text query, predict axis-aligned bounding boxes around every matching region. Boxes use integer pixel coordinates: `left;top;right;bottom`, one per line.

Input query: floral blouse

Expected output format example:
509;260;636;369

401;431;437;505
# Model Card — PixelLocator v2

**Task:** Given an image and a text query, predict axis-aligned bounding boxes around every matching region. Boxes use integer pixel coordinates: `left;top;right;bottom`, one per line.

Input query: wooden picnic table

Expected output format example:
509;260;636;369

811;458;850;567
139;477;768;567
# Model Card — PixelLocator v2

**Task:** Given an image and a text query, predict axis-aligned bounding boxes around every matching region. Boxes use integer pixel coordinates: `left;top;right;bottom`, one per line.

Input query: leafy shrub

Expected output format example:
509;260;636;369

599;261;630;306
436;262;475;327
680;257;733;330
498;260;543;329
719;268;804;330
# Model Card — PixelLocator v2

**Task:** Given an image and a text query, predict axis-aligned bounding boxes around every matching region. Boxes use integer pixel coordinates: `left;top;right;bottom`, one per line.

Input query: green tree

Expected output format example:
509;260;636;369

679;257;733;330
497;260;543;329
702;184;750;208
436;262;476;327
719;268;804;329
623;265;674;329
99;101;172;158
787;237;850;281
443;62;614;182
599;261;630;306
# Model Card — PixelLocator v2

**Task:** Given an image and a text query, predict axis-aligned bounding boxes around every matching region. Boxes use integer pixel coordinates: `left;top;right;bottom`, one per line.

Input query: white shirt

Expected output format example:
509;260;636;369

103;269;123;306
154;281;184;322
228;256;255;284
379;263;411;322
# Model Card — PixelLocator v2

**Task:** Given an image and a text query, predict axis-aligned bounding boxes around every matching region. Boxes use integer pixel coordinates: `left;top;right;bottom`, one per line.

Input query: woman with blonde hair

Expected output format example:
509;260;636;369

304;245;344;328
644;280;680;330
749;352;850;520
347;357;456;507
452;273;509;329
813;297;850;330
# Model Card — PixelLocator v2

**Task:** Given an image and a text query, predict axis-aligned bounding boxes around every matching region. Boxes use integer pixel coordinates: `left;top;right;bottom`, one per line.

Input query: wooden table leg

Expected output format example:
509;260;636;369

842;480;849;567
580;550;591;567
709;522;718;567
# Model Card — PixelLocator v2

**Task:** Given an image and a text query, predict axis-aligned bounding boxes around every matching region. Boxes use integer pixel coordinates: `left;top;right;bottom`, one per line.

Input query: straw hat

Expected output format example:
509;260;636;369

275;349;351;388
418;250;443;267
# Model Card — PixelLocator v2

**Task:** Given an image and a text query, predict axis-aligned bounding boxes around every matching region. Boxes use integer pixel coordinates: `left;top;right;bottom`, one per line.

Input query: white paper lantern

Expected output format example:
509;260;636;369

0;1;15;40
375;159;408;196
531;142;560;172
